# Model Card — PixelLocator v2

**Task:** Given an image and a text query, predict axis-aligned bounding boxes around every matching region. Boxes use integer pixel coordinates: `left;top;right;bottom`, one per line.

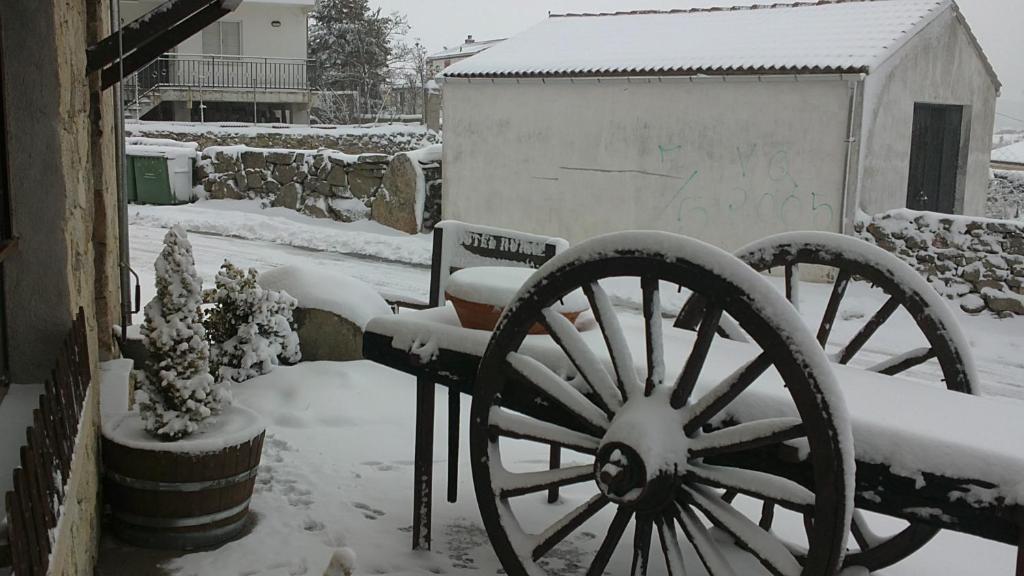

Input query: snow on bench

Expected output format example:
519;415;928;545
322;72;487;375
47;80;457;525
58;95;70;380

366;306;1024;506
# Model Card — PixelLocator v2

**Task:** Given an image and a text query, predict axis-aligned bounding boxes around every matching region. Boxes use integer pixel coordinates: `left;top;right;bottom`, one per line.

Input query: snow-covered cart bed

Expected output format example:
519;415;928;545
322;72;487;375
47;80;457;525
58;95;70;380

363;230;1024;576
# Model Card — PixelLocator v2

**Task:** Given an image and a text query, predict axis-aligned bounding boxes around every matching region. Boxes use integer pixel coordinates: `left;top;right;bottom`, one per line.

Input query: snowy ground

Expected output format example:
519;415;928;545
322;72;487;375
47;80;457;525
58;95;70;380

116;204;1024;575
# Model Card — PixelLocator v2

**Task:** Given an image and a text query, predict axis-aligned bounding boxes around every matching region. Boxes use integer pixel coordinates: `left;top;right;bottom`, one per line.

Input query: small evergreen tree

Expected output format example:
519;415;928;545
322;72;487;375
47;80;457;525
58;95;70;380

136;226;228;440
205;261;301;383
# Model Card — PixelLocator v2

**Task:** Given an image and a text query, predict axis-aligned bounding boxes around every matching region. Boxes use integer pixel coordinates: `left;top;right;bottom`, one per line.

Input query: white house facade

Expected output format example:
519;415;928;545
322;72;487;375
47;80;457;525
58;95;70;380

440;0;999;249
118;0;315;123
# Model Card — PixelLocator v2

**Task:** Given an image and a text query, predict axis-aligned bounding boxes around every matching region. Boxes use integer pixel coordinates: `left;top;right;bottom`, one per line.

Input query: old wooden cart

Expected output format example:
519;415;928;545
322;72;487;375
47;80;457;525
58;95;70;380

364;225;1024;576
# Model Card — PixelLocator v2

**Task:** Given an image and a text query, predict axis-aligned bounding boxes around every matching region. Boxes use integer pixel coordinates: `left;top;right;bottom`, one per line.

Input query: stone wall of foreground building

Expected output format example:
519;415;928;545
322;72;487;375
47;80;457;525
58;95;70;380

857;209;1024;316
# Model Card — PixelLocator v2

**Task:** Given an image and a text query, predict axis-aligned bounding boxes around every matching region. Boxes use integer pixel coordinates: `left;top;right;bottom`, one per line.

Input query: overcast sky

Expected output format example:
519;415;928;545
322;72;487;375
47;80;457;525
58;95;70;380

371;0;1023;112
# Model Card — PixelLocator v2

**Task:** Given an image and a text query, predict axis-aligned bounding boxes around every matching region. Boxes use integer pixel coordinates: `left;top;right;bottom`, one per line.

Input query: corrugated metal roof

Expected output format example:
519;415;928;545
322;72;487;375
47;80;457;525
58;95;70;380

444;0;950;78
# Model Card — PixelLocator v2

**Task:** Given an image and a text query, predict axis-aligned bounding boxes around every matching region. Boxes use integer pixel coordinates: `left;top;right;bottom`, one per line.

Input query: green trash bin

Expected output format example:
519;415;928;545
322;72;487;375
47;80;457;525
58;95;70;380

134;155;175;205
124;155;138;204
127;146;196;205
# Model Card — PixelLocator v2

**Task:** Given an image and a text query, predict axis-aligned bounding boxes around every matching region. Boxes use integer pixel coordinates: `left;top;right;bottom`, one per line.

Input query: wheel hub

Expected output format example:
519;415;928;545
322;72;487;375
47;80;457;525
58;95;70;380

594;389;690;510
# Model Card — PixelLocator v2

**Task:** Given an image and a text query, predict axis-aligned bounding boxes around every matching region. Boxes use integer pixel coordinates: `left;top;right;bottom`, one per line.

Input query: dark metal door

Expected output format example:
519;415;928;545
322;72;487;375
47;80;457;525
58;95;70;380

906;103;963;213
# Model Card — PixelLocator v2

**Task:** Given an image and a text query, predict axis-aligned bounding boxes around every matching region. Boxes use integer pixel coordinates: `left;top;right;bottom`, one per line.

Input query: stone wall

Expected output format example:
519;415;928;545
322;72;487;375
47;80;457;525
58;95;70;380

373;144;443;234
856;209;1024;316
197;143;444;233
198;147;390;223
987;170;1024;220
2;0;118;572
126;122;439;156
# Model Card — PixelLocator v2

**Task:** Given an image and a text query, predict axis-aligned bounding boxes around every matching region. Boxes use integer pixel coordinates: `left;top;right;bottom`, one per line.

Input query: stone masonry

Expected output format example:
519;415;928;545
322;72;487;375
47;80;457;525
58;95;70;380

857;209;1024;316
198;147;390;223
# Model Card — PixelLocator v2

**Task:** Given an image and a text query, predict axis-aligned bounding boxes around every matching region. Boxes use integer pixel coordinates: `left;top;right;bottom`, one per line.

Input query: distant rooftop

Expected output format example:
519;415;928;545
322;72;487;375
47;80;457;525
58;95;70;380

444;0;963;78
992;141;1024;166
428;36;506;62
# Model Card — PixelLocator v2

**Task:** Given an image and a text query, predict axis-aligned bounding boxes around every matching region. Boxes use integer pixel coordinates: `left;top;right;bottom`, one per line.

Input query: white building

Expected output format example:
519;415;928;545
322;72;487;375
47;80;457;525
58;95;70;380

119;0;315;123
440;0;999;249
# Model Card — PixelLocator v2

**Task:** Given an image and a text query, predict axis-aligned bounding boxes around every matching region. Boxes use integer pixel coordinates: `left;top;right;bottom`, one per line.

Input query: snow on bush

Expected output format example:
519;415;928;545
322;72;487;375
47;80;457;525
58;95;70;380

205;260;301;383
136;226;229;440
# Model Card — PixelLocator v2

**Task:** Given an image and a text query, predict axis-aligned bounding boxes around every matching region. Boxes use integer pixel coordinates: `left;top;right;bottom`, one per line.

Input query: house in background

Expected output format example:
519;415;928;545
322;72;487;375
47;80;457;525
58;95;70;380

119;0;316;123
440;0;999;249
426;35;505;78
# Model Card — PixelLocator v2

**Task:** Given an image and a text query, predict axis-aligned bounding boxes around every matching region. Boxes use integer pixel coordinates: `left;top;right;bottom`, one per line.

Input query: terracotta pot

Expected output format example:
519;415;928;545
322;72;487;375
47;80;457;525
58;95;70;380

446;293;582;334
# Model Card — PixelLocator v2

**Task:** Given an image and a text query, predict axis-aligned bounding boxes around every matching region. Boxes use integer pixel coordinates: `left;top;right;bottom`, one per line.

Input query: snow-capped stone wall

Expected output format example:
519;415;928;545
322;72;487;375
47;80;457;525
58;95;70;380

126;121;439;156
987;170;1024;220
373;144;443;234
856;209;1024;316
197;146;390;223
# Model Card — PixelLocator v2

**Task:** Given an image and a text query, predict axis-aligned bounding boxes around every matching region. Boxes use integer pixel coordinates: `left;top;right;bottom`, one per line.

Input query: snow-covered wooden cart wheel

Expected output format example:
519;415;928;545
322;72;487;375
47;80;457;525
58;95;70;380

471;232;854;576
694;230;979;571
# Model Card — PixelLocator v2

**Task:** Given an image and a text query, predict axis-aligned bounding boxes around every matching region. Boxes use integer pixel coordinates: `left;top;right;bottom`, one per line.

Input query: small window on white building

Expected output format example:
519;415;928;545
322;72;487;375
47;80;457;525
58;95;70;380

202;21;242;56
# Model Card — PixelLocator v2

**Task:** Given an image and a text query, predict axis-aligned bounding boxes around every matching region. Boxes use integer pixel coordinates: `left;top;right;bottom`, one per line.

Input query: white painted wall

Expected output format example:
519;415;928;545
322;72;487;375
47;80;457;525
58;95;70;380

118;1;309;59
442;78;851;249
858;7;998;217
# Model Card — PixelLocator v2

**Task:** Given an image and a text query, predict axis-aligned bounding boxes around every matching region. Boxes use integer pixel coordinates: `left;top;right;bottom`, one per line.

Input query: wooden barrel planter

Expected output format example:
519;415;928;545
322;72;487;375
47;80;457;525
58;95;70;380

101;404;266;550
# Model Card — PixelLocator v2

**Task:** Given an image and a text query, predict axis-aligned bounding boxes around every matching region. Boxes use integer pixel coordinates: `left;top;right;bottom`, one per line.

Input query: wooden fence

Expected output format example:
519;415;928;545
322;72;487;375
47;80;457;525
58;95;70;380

4;308;91;576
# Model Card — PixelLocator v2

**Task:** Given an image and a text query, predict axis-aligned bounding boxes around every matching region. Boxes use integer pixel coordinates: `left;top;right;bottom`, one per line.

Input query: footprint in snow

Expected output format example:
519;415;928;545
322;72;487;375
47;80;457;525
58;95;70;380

352;502;386;519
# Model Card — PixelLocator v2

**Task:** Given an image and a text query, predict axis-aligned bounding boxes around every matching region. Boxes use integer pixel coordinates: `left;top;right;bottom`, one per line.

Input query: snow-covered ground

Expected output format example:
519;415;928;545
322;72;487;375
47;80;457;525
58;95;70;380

121;205;1024;575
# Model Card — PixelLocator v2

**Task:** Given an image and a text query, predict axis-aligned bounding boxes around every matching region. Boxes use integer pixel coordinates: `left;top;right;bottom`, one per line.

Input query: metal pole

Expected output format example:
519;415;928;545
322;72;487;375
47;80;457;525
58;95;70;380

112;0;131;339
253;60;257;125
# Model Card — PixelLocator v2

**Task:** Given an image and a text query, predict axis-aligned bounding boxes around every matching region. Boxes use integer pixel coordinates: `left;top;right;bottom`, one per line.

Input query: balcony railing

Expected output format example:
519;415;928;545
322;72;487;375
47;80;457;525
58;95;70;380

124;54;317;101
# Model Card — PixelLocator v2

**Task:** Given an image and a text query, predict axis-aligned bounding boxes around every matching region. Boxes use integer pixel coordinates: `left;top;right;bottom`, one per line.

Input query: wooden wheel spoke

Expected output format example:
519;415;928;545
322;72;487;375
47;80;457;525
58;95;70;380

641;276;665;395
583;281;642;401
675;502;737;576
631;515;654;576
836;295;900;365
673;293;707;331
541;306;624;414
866;346;936;376
759;500;776;531
495;465;594;498
587;506;633;576
670;304;723;409
506;352;610;431
684;352;773;436
850;510;882;551
689;418;805;459
686;464;815;513
784;263;800;310
488;408;600;454
533;494;609;560
685;485;803;576
655;513;688;576
816;269;851;347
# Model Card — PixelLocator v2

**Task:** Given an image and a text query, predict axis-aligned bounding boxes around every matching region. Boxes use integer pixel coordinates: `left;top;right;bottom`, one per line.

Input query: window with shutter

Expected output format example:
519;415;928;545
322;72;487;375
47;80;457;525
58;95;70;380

201;21;242;56
221;21;241;56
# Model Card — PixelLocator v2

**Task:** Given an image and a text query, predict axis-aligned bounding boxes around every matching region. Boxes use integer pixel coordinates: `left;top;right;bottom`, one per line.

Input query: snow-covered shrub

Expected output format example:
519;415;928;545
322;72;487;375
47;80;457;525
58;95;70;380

205;261;301;383
136;226;228;440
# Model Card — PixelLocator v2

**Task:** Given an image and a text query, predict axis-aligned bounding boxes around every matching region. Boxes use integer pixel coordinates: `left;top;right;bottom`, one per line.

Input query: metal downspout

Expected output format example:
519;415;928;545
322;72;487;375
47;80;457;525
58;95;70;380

111;0;131;342
840;77;863;235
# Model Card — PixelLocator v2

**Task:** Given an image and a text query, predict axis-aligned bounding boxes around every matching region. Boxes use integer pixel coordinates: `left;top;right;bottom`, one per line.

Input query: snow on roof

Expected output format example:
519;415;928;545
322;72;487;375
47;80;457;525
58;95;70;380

427;38;505;61
992;141;1024;166
444;0;951;78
